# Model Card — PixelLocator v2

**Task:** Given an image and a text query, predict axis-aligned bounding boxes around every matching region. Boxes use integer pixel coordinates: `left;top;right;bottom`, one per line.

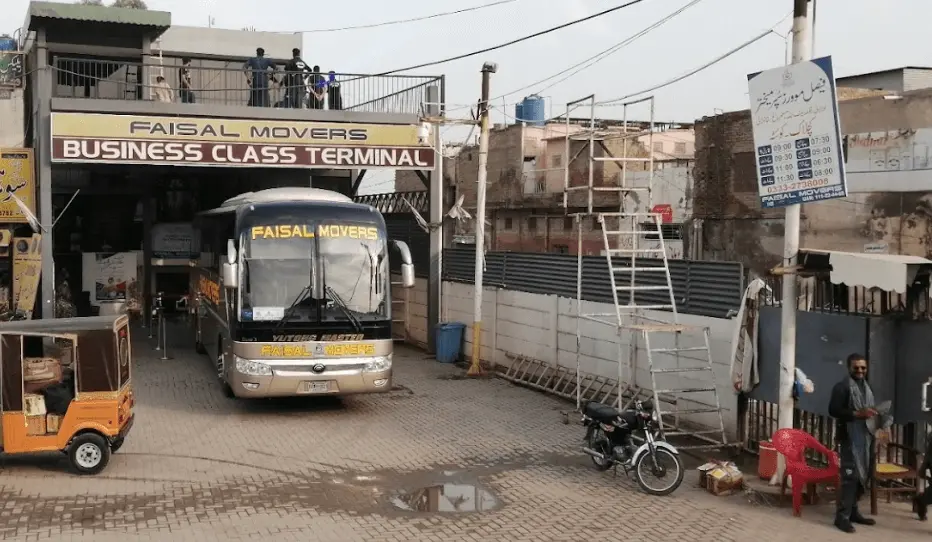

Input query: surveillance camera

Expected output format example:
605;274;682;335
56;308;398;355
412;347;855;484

482;62;498;74
417;122;431;144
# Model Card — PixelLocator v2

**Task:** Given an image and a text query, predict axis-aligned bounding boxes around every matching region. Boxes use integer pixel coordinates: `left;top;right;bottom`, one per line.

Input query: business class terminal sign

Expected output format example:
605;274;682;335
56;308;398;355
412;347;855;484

50;113;435;170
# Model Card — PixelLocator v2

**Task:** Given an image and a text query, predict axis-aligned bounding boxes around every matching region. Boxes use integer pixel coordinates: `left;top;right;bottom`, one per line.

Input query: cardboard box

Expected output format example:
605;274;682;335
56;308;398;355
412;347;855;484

26;415;47;436
708;463;745;496
24;393;47;416
46;414;62;434
698;461;744;496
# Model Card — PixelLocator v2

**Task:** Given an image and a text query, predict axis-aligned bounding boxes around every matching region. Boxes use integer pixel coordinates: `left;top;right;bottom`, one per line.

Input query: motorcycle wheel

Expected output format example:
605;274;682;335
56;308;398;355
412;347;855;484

587;427;613;472
634;448;684;496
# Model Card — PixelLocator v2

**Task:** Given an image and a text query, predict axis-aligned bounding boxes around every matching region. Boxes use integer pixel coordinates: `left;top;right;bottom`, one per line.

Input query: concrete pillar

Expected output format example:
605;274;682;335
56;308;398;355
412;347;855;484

140;34;152;101
36;28;55;319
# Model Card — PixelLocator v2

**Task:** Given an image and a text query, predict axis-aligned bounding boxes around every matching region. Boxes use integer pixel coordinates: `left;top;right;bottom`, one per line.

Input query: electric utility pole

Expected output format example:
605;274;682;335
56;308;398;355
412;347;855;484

773;0;813;480
467;61;497;377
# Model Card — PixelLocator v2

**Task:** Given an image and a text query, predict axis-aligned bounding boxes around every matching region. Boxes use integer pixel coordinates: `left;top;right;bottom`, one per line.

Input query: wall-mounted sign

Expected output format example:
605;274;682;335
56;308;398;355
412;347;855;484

0;148;36;223
747;56;847;208
0;51;24;89
50;113;435;170
651;204;673;224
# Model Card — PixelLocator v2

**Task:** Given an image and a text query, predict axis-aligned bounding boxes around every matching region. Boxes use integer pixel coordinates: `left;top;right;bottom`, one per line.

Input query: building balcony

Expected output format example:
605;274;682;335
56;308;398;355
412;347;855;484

51;57;442;117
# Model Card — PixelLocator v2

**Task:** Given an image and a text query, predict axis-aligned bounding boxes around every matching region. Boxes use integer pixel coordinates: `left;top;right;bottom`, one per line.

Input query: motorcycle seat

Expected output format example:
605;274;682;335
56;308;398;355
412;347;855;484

585;401;620;422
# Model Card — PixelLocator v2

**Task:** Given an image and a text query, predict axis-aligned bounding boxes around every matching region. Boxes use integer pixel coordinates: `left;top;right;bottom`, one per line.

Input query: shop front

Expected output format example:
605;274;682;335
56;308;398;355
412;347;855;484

42;111;434;319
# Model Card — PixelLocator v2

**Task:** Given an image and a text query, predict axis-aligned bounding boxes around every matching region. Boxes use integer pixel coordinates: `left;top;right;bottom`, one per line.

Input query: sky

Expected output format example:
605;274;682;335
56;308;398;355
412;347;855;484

4;0;932;194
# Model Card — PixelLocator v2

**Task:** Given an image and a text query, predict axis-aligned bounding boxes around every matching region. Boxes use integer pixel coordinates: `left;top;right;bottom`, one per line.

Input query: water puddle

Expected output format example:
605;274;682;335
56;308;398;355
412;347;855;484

389;482;500;513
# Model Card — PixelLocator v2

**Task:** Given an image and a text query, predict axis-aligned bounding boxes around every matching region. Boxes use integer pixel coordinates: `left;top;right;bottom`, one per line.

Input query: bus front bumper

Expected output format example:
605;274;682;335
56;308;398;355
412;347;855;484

228;356;392;398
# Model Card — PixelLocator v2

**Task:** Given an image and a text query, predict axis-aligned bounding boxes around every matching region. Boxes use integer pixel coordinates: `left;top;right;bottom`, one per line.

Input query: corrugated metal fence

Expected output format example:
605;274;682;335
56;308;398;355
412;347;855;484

442;248;744;318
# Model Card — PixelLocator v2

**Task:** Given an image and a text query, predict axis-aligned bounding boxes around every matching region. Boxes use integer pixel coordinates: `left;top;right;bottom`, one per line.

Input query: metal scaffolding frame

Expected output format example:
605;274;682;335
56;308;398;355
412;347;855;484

557;95;728;450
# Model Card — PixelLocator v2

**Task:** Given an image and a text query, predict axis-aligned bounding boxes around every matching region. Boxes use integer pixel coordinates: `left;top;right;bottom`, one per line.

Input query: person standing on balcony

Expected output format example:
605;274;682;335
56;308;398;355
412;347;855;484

326;71;342;110
153;75;173;103
828;353;892;533
179;57;195;104
244;47;277;107
283;48;310;109
308;65;325;109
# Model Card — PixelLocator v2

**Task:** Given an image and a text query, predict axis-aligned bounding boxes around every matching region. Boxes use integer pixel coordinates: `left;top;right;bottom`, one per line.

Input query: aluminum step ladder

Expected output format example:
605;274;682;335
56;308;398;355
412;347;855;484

599;212;728;450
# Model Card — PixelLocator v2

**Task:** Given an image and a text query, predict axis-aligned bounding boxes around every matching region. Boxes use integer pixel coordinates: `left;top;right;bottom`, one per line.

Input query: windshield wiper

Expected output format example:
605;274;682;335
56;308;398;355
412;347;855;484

325;285;362;333
275;284;312;328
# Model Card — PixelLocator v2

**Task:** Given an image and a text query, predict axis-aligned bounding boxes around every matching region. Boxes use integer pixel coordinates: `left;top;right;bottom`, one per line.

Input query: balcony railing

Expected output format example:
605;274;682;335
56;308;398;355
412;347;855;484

51;57;442;116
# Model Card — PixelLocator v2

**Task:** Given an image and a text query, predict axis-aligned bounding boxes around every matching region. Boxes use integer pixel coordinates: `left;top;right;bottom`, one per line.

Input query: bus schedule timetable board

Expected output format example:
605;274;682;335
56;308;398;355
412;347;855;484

747;56;847;209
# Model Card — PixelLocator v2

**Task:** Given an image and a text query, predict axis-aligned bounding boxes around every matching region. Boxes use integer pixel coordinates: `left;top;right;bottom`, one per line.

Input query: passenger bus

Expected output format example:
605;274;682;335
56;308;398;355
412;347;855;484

190;187;415;398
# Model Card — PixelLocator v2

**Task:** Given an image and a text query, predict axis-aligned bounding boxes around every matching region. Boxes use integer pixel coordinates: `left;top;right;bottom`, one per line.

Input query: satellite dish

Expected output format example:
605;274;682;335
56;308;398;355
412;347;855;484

9;193;45;233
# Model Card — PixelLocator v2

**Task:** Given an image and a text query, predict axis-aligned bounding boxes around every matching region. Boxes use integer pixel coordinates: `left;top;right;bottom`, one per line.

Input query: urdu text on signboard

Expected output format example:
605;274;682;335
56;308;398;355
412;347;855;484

50;113;435;170
747;56;847;209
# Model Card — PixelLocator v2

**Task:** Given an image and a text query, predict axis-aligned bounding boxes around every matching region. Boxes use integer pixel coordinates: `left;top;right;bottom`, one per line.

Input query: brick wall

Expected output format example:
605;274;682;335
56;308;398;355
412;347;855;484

694;87;932;274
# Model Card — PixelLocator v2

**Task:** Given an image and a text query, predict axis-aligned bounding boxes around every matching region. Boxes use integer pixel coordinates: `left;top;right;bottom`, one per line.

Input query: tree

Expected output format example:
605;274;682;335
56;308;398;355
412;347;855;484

110;0;148;8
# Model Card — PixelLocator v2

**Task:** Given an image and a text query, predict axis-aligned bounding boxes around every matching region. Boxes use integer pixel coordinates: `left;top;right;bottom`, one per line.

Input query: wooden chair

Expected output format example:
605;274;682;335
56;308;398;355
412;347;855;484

871;441;920;515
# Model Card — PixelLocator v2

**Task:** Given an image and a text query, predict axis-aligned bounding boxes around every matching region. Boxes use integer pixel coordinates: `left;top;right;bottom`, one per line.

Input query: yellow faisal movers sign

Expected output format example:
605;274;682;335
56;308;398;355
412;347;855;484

259;343;377;357
251;224;380;240
50;113;425;147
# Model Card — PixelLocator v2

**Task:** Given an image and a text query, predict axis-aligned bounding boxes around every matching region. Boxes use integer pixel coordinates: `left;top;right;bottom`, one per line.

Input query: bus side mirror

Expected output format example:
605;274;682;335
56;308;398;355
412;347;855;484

401;263;415;288
222;263;238;289
392;240;415;288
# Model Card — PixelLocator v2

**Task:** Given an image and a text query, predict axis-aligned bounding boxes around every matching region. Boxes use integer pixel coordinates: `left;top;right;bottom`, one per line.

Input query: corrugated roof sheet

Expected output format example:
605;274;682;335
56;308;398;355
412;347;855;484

801;248;932;293
27;1;171;30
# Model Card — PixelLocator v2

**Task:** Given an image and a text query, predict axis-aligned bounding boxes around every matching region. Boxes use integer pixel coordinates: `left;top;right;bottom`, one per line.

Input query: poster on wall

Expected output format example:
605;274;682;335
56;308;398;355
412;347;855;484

12;234;42;318
747;56;847;208
88;252;138;302
0;148;36;223
152;222;199;259
844;128;932;192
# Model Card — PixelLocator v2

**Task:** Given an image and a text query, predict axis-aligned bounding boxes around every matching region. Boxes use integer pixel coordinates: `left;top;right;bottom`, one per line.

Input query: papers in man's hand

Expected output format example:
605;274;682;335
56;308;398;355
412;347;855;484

867;400;892;434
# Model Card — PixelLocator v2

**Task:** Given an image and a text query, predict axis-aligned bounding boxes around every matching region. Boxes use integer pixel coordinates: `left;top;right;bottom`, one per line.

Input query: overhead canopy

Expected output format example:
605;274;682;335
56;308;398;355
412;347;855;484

799;249;932;294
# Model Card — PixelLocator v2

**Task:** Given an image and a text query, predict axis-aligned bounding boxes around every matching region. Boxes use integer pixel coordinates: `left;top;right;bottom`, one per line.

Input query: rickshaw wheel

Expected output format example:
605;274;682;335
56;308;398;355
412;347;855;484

68;433;111;475
110;438;125;453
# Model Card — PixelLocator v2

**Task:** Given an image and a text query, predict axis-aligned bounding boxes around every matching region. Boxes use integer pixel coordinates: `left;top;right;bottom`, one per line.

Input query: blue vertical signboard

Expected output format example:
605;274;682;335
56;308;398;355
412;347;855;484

747;56;847;208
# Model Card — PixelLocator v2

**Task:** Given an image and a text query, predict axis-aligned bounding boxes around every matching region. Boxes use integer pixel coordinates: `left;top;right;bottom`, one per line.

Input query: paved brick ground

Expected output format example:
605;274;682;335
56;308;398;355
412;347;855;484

0;322;927;541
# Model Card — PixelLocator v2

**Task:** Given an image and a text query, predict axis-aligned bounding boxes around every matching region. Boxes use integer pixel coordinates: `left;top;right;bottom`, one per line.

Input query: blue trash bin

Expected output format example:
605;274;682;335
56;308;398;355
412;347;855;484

435;322;466;363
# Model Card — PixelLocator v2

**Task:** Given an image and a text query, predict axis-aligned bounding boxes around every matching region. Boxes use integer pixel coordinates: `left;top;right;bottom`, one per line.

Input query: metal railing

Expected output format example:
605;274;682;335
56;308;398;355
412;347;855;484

51;57;442;116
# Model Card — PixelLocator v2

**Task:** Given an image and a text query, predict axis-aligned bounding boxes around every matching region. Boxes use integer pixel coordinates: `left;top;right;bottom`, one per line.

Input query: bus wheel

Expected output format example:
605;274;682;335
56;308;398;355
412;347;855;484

69;433;111;475
216;348;235;398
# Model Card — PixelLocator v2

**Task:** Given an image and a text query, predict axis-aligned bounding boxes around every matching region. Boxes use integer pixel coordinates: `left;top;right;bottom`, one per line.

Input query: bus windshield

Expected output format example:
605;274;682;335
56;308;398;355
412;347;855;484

240;216;389;323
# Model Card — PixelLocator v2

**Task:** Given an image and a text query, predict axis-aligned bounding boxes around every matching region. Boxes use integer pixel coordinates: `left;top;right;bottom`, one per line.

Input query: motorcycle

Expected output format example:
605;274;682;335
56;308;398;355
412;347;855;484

581;399;684;496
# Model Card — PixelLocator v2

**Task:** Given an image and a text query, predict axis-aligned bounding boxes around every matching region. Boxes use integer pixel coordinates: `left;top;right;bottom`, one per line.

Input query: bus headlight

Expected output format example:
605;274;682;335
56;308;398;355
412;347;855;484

364;355;392;372
235;356;272;376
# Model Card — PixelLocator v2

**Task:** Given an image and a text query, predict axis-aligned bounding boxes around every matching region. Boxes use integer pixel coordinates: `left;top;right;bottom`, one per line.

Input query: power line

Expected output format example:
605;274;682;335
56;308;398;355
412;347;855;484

443;0;702;114
375;0;649;76
596;16;788;105
287;0;520;34
529;0;705;96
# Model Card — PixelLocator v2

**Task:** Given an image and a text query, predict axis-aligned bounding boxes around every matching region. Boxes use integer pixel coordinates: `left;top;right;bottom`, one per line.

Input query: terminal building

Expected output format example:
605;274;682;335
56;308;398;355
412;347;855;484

3;1;443;326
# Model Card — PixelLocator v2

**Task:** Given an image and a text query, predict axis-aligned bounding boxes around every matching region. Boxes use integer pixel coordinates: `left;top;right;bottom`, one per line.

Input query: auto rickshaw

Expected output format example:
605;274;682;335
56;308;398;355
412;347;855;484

0;314;135;474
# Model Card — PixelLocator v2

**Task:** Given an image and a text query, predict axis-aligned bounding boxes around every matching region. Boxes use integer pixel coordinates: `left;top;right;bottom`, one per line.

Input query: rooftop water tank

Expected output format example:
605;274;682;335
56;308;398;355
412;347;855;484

518;95;546;126
514;102;524;125
0;36;16;52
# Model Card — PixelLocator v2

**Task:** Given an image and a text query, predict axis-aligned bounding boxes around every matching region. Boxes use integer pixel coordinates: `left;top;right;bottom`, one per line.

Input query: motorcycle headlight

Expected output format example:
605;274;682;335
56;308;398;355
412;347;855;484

235;356;272;376
364;355;392;372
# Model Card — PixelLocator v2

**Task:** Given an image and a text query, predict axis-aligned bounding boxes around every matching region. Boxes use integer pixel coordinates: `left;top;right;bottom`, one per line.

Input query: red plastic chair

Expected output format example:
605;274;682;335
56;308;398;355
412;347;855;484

771;428;840;517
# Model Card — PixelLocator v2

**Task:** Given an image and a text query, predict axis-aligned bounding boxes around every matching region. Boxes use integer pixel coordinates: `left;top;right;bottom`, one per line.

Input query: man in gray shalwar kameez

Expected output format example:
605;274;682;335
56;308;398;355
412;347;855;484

828;353;893;533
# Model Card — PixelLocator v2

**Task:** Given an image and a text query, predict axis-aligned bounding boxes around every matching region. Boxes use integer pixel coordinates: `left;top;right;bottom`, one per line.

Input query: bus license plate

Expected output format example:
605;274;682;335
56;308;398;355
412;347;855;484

300;381;331;394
